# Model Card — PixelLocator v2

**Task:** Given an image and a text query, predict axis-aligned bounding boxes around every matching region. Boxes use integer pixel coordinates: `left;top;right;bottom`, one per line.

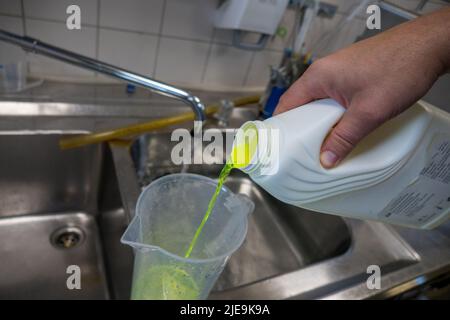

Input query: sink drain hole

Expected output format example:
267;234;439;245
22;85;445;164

51;227;85;249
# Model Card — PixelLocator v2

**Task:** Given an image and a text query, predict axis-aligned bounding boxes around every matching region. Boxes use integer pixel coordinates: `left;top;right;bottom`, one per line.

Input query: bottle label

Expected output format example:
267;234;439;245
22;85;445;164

378;134;450;227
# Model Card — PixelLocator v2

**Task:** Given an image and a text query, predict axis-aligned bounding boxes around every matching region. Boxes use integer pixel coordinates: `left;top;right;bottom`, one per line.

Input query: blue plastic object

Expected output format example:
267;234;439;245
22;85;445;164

262;86;287;119
126;83;136;94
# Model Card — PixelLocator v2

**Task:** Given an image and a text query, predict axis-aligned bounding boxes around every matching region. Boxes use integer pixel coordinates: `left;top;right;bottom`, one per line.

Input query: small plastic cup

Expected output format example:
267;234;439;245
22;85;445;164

1;62;27;92
121;173;254;300
1;62;43;93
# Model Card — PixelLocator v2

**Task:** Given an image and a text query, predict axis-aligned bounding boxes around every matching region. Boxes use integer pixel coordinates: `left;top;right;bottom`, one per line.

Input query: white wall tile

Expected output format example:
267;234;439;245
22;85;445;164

266;8;297;51
24;0;98;25
26;19;96;78
26;19;96;56
328;17;366;53
0;0;21;15
155;37;209;85
298;0;376;56
99;0;164;33
303;13;366;57
0;15;23;33
203;44;253;87
98;28;158;77
302;14;338;55
245;50;283;87
0;16;26;64
162;0;217;41
212;28;233;45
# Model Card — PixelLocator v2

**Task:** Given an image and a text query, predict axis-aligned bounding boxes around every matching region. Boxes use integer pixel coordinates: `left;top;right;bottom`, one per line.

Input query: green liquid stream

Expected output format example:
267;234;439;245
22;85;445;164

184;162;233;258
184;123;258;258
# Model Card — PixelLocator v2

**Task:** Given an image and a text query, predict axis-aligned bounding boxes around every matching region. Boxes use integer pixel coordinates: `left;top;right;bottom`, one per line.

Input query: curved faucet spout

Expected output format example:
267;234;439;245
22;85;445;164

0;29;206;121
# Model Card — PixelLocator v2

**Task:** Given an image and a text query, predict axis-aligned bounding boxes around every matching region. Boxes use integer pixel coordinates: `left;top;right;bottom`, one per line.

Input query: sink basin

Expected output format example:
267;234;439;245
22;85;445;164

0;133;133;299
0;129;352;300
0;101;420;300
0;130;350;299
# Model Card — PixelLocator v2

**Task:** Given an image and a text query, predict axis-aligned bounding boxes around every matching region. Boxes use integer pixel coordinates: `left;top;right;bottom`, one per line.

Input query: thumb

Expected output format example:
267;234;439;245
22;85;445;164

320;106;384;168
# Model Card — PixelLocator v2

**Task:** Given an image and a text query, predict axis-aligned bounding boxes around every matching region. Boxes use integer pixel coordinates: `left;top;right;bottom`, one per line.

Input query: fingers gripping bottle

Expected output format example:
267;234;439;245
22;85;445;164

231;99;450;229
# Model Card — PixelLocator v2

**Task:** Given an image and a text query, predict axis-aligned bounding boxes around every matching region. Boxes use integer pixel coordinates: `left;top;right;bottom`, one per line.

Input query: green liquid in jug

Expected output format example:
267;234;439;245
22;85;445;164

132;124;258;300
133;161;236;300
132;265;199;299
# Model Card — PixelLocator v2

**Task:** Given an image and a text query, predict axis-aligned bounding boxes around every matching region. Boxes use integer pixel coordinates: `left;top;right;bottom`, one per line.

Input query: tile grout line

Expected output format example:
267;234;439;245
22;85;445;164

19;0;30;75
94;0;101;80
20;0;26;35
242;51;256;86
95;0;101;60
200;28;216;84
151;0;167;78
0;12;22;18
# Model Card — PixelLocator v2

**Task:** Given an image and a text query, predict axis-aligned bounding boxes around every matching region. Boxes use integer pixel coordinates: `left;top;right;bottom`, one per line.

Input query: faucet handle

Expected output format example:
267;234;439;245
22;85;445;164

214;99;234;127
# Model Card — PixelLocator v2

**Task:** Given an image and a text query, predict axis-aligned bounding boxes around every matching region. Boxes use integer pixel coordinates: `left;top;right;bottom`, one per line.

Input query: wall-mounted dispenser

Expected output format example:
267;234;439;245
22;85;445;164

214;0;289;51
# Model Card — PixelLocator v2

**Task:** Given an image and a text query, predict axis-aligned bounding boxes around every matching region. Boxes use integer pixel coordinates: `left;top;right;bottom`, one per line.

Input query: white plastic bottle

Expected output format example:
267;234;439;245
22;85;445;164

233;99;450;229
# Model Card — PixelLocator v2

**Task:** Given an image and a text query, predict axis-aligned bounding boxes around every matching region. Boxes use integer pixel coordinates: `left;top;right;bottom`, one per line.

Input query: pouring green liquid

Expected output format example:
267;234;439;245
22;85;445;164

184;123;258;258
184;161;233;258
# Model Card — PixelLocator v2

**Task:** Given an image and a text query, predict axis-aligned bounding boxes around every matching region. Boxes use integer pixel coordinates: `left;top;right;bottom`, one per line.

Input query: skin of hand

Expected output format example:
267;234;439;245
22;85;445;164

274;7;450;168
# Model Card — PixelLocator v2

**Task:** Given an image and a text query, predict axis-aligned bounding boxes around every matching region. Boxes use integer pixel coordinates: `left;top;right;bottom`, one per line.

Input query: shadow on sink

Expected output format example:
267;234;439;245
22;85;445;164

214;173;351;292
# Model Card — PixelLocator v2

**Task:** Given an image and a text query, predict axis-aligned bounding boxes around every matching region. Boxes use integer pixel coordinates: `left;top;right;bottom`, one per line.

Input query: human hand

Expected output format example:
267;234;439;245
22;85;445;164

274;8;450;168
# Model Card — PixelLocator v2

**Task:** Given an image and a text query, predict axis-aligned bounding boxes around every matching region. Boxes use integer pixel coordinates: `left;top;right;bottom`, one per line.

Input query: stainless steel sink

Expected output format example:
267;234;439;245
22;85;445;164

0;98;428;299
0;128;353;299
0;133;133;299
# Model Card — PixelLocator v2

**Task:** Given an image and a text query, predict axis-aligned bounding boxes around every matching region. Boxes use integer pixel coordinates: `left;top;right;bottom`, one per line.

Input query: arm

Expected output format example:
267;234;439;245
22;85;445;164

274;7;450;168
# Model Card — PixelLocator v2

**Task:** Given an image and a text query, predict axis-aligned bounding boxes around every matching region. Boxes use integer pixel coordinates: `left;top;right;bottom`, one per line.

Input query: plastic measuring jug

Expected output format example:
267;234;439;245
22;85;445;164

121;173;254;300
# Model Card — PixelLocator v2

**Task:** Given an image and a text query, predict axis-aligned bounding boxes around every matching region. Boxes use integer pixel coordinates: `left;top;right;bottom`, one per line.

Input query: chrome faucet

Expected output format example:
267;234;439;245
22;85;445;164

0;29;206;121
